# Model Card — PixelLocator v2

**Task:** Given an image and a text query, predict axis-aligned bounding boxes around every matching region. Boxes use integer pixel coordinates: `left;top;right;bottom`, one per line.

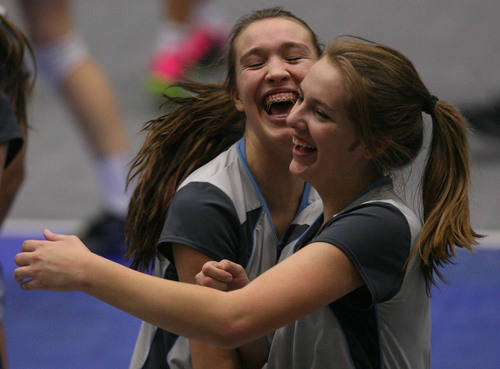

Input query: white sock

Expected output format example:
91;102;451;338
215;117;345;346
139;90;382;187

191;0;228;32
95;153;131;217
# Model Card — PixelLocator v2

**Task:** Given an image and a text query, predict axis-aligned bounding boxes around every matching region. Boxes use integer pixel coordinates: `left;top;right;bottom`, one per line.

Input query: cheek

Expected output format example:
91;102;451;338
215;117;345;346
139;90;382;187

295;65;313;83
288;59;314;82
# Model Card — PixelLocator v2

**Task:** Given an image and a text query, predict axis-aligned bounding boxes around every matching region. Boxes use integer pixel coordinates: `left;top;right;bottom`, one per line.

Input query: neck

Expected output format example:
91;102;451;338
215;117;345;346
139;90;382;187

319;171;384;223
245;138;306;238
247;143;305;205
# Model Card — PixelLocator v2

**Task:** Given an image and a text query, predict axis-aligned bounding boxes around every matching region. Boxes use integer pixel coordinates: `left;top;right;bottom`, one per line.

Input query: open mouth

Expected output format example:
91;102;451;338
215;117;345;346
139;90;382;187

264;92;297;119
293;136;317;153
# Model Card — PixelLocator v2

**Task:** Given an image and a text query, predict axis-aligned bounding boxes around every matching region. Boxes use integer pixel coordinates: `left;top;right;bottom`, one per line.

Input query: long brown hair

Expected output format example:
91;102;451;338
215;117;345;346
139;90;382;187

0;13;34;126
324;36;480;292
126;7;322;272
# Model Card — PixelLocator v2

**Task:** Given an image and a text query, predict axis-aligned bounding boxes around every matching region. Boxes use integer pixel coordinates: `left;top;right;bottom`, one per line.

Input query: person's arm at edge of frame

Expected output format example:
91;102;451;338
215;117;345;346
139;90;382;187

0;142;9;369
14;229;363;348
0;123;27;226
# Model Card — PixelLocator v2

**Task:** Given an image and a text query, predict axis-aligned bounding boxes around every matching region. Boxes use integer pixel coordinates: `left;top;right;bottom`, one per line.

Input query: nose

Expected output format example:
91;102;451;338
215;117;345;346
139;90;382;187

265;58;290;83
286;100;306;130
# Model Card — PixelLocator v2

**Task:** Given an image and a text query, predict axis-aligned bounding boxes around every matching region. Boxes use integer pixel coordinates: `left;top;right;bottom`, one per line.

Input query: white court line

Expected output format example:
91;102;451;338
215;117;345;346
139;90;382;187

0;218;83;238
2;218;500;249
476;230;500;249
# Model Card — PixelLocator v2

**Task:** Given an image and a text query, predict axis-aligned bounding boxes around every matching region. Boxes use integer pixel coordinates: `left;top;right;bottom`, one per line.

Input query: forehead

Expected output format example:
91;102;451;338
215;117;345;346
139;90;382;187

302;58;346;103
234;17;314;57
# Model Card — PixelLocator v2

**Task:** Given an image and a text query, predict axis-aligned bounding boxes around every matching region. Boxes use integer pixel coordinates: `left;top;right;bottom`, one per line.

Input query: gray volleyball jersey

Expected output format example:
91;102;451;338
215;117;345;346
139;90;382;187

130;138;322;369
265;177;430;369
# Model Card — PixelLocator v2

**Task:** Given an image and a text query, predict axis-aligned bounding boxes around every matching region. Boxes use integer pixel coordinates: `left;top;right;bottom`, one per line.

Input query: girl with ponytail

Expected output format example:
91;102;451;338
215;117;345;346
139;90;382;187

16;33;479;369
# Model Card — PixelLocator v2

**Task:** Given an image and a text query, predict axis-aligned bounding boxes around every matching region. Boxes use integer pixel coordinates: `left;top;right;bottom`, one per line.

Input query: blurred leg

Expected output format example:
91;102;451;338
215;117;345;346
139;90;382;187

19;0;131;254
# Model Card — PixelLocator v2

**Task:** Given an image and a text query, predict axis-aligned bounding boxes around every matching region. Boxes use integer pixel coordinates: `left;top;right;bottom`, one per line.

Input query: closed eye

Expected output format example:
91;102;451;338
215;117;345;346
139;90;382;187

315;110;330;120
246;61;264;69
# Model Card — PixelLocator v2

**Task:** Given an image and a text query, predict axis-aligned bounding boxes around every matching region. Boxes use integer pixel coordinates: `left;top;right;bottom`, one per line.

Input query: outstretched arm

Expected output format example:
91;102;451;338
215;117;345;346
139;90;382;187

14;230;363;348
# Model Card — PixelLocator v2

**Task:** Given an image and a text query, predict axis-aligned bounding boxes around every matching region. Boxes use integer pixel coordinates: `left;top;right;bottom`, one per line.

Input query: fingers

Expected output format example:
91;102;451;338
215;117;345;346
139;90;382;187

195;261;233;291
14;230;80;292
20;229;61;252
43;228;65;241
14;251;31;267
202;261;233;282
19;278;44;291
13;265;32;283
195;272;230;291
20;239;39;252
218;259;246;279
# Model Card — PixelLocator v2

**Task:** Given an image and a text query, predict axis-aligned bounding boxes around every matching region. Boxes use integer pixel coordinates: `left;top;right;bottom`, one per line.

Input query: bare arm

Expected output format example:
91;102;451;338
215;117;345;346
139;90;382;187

14;230;363;348
196;259;268;368
171;244;243;369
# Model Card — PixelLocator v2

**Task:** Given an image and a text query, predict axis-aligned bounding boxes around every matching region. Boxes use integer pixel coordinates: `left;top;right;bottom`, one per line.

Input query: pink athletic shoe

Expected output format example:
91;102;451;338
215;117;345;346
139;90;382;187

147;27;226;97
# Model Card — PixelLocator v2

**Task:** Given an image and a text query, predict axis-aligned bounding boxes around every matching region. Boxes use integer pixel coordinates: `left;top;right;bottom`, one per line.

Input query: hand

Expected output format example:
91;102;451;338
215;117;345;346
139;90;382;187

14;229;94;292
195;259;250;291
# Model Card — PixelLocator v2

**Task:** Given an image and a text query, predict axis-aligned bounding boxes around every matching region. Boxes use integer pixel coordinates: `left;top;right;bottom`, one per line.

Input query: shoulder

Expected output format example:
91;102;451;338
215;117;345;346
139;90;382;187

179;143;241;190
178;141;263;222
319;201;413;256
168;182;238;224
316;202;415;305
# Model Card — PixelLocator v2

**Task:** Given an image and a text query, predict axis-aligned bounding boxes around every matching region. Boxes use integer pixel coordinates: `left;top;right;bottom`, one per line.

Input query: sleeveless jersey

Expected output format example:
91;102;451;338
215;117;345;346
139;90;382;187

265;177;430;369
130;138;322;369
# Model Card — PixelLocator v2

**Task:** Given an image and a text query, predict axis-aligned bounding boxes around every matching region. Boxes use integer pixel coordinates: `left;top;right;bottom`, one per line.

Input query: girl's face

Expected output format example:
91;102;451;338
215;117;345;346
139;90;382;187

287;58;372;192
232;17;318;155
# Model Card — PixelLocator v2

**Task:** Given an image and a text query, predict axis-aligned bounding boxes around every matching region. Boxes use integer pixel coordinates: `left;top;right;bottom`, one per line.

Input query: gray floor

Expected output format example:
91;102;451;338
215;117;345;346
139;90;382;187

2;0;500;236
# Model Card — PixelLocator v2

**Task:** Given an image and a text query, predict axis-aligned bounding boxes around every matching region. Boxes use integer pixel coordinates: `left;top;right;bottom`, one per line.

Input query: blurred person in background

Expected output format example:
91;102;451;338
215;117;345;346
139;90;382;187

17;0;132;256
147;0;229;97
0;7;34;367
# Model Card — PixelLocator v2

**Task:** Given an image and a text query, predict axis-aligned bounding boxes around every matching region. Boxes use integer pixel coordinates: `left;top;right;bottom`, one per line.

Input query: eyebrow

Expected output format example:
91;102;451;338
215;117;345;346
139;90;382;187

239;42;312;64
298;86;336;115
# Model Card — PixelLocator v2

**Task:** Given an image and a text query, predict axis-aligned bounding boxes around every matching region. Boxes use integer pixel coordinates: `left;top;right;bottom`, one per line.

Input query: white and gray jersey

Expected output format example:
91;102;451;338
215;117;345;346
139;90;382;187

130;138;322;369
265;177;430;369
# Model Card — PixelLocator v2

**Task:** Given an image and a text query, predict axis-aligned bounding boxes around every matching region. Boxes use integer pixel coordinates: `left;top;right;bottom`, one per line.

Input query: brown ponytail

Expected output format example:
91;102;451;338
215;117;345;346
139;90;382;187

416;100;480;290
0;13;34;126
325;36;480;292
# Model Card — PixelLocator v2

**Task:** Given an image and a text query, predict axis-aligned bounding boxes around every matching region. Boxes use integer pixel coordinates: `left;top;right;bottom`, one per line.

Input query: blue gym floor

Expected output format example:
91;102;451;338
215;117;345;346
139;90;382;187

1;234;499;369
1;0;499;367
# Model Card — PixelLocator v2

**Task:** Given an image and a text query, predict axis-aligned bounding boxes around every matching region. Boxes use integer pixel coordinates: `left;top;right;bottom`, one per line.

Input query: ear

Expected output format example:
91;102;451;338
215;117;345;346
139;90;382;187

363;138;390;160
231;88;245;112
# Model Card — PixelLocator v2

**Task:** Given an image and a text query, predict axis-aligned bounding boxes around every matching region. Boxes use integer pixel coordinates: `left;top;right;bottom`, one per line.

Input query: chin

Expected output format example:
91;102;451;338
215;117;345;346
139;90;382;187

289;161;310;180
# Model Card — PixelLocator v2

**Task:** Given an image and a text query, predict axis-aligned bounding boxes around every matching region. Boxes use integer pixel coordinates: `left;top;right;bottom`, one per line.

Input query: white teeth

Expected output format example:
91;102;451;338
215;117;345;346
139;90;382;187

293;137;316;149
264;92;297;112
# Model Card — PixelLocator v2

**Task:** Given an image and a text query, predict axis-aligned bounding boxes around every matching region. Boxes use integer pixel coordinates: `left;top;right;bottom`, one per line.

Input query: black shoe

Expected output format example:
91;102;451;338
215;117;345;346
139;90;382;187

462;99;500;136
79;212;126;257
